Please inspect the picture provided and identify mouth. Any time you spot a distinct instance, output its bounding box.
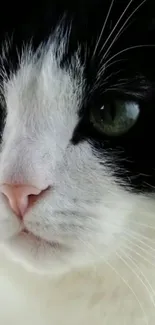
[20,228,60,248]
[21,228,42,241]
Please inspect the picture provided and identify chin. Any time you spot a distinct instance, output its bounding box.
[1,230,98,276]
[2,232,70,275]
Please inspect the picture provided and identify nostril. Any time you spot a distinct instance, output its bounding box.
[0,184,51,218]
[28,187,50,208]
[28,193,40,207]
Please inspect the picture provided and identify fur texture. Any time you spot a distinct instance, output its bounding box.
[0,1,155,324]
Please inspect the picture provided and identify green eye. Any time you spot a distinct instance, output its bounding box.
[90,100,140,136]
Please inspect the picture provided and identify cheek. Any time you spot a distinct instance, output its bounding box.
[53,141,110,198]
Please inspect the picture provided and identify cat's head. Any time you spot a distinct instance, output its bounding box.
[0,0,155,275]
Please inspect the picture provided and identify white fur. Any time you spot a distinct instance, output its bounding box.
[0,37,155,324]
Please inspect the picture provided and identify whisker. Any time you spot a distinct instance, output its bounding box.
[102,86,127,93]
[124,249,155,295]
[125,221,155,231]
[114,19,134,41]
[78,236,97,254]
[121,232,155,253]
[117,216,155,230]
[103,69,123,82]
[124,228,155,245]
[116,249,155,307]
[97,58,127,77]
[103,256,149,324]
[103,44,155,68]
[98,0,134,57]
[121,235,155,260]
[94,69,124,91]
[105,81,127,88]
[120,241,155,268]
[92,0,115,58]
[99,220,155,247]
[124,216,155,230]
[100,0,147,64]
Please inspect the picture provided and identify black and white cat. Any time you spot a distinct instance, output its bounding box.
[0,0,155,324]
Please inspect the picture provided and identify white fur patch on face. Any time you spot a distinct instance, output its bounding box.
[0,33,138,275]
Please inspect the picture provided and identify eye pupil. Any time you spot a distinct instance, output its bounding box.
[90,100,140,137]
[110,102,116,121]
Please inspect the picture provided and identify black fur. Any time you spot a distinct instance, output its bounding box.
[1,0,155,192]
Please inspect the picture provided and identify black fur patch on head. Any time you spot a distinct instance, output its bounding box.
[1,0,155,192]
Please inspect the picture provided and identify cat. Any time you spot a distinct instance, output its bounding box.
[0,0,155,324]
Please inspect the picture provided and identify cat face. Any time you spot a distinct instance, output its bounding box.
[0,0,155,274]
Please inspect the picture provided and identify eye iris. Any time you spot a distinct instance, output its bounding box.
[90,100,140,136]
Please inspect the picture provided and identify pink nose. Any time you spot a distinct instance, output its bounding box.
[0,184,46,219]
